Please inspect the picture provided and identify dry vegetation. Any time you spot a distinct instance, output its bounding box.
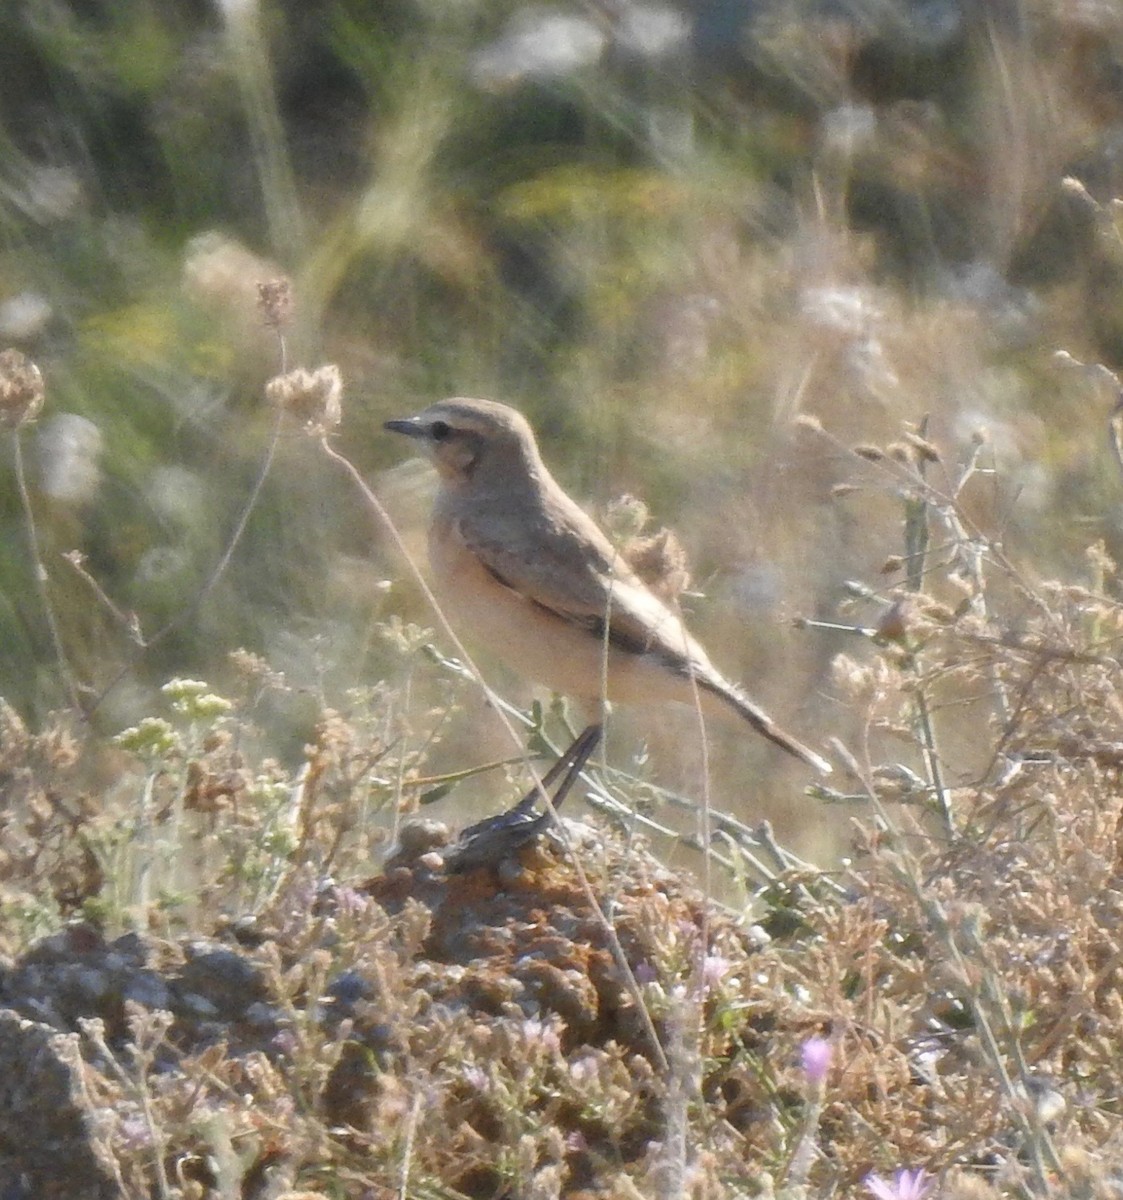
[5,361,1123,1197]
[4,0,1123,1197]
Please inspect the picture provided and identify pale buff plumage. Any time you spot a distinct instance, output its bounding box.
[384,398,830,774]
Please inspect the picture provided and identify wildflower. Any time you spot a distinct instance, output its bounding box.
[161,678,210,699]
[0,348,44,429]
[257,277,293,329]
[633,961,658,985]
[522,1018,561,1054]
[265,364,342,435]
[568,1053,599,1085]
[183,232,277,322]
[162,678,232,721]
[800,1036,833,1085]
[864,1168,933,1200]
[700,954,734,990]
[112,716,180,758]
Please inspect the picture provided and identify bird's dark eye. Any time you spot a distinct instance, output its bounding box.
[430,420,451,442]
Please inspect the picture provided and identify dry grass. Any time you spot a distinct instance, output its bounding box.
[3,2,1123,1196]
[4,409,1123,1196]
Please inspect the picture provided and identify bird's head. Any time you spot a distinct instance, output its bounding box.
[384,398,541,483]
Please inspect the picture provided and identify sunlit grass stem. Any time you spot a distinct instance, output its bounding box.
[12,431,83,712]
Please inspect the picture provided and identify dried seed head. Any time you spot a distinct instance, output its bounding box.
[257,277,293,329]
[902,431,941,463]
[875,597,911,643]
[0,348,45,430]
[604,493,650,541]
[266,364,343,434]
[602,495,692,598]
[184,232,277,313]
[624,527,691,601]
[830,652,876,699]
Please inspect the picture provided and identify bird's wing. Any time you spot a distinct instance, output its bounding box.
[453,504,710,669]
[454,504,623,614]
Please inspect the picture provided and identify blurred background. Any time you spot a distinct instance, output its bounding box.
[2,0,1123,857]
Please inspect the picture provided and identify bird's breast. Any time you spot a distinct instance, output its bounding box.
[424,510,717,708]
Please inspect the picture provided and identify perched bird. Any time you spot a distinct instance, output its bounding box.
[384,398,830,774]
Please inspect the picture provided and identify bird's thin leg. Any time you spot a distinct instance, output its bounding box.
[511,722,602,815]
[444,724,602,873]
[539,722,602,811]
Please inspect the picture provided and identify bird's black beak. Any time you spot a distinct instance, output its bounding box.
[384,417,425,438]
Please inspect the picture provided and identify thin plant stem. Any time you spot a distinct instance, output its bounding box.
[12,431,83,711]
[398,1091,422,1200]
[902,427,954,836]
[784,1086,824,1187]
[170,407,285,624]
[63,551,142,643]
[87,407,285,716]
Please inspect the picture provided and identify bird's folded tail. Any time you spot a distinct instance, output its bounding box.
[702,679,832,775]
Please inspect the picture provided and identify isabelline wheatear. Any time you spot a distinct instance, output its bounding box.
[385,398,830,775]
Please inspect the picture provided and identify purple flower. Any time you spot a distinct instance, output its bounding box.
[800,1036,833,1084]
[522,1018,561,1054]
[633,961,658,984]
[864,1168,933,1200]
[701,954,733,989]
[568,1053,599,1085]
